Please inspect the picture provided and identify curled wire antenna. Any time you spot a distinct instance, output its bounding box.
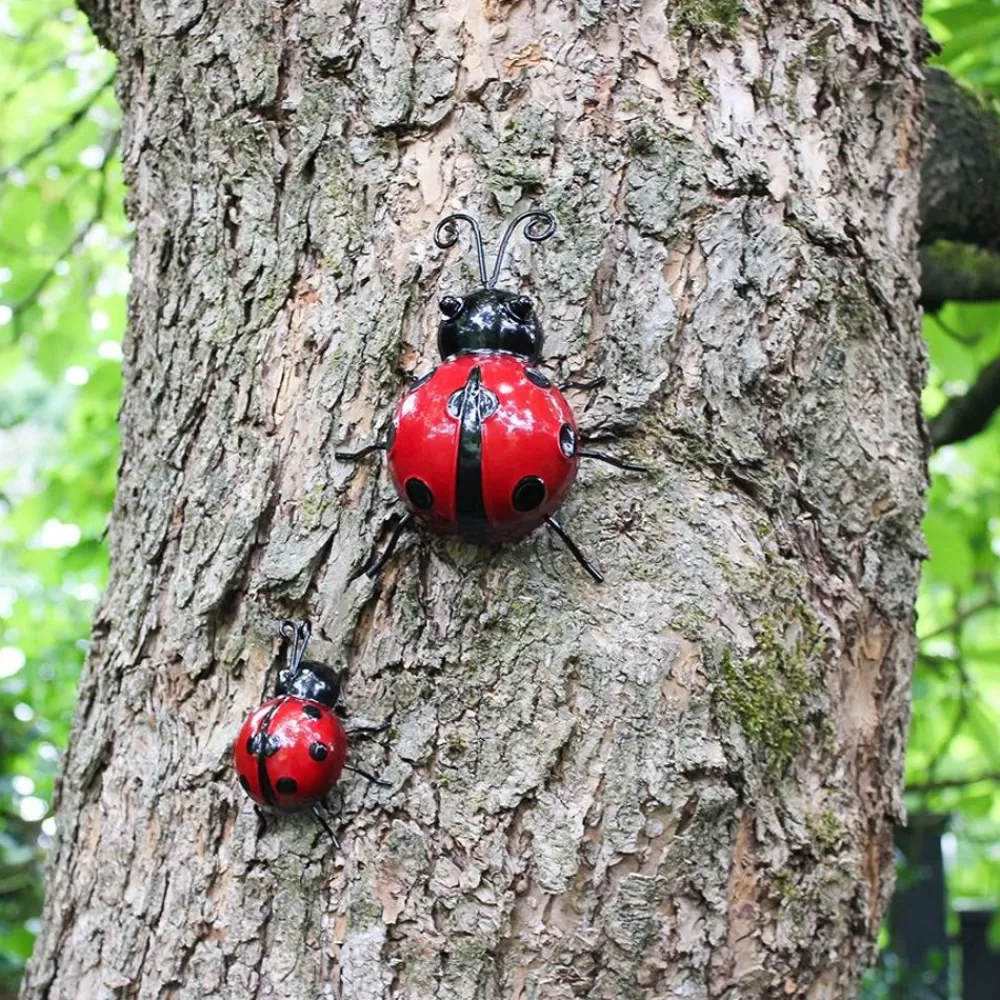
[488,210,556,289]
[434,209,557,289]
[434,213,488,286]
[279,620,312,682]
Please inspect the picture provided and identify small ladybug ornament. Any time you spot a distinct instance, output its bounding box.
[337,210,645,582]
[234,620,387,846]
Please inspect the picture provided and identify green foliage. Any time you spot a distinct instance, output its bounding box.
[0,1,124,992]
[901,2,1000,970]
[927,0,1000,93]
[908,303,1000,914]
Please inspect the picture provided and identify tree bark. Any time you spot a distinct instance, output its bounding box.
[921,67,1000,253]
[24,3,927,999]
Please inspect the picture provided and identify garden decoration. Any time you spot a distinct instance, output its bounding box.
[337,209,645,583]
[234,620,387,846]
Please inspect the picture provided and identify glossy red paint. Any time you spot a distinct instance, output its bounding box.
[387,351,580,542]
[233,696,349,811]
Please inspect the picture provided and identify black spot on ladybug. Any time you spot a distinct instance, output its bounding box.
[238,775,250,792]
[524,367,552,388]
[559,424,576,458]
[405,478,434,511]
[276,777,298,795]
[512,476,546,511]
[302,704,322,719]
[409,371,434,392]
[310,742,329,762]
[246,735,260,755]
[447,385,500,419]
[264,737,281,757]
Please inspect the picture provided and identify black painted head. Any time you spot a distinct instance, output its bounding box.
[274,620,342,709]
[434,209,556,362]
[437,288,543,361]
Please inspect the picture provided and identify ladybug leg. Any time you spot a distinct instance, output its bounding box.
[344,763,391,788]
[344,718,391,740]
[354,511,414,580]
[335,442,386,461]
[559,376,607,392]
[311,804,342,850]
[578,450,647,473]
[545,516,604,584]
[254,806,269,839]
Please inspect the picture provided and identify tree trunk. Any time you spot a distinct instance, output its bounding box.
[24,3,927,999]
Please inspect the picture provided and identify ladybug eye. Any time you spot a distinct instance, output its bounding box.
[559,424,576,457]
[440,296,463,319]
[508,296,533,322]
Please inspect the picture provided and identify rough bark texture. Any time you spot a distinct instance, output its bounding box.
[25,3,926,999]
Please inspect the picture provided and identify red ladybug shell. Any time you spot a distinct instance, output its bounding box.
[233,696,348,810]
[387,352,579,542]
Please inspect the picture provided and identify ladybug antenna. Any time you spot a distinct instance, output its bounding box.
[487,209,556,290]
[434,213,489,287]
[279,619,311,683]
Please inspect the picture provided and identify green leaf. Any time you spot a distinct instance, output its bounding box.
[923,512,975,587]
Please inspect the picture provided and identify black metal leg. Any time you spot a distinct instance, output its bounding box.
[345,720,391,740]
[578,450,647,473]
[344,763,391,788]
[254,806,268,839]
[545,517,604,583]
[312,804,342,850]
[356,512,414,580]
[559,376,607,392]
[335,442,387,461]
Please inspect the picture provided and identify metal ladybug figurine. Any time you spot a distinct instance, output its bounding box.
[337,209,645,583]
[233,620,387,846]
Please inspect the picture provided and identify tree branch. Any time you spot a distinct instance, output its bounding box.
[920,243,1000,312]
[906,771,1000,793]
[4,130,119,334]
[929,357,1000,448]
[919,599,998,640]
[918,75,1000,446]
[0,72,115,183]
[922,68,1000,252]
[0,57,71,107]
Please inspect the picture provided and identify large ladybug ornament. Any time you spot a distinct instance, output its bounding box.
[233,620,386,846]
[337,210,645,583]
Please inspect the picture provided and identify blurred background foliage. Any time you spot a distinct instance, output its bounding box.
[0,0,998,996]
[913,0,1000,942]
[0,1,125,992]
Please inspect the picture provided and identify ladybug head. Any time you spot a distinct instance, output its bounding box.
[274,620,342,709]
[437,288,543,361]
[434,209,555,362]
